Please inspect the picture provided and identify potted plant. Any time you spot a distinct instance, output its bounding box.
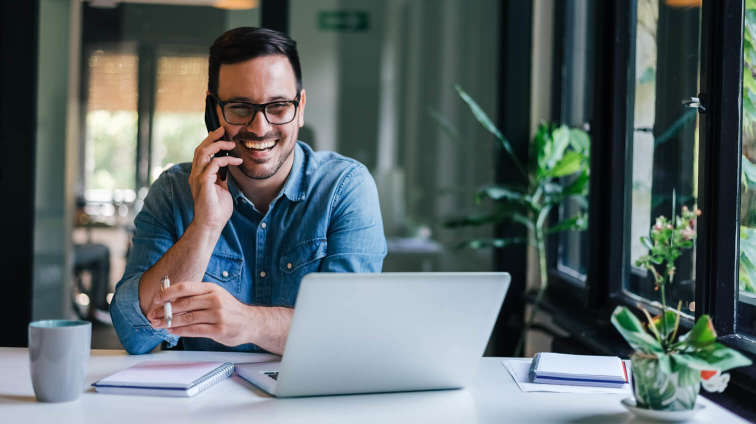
[612,205,752,411]
[441,85,590,355]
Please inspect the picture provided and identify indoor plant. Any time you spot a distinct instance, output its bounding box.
[611,205,752,411]
[442,85,590,356]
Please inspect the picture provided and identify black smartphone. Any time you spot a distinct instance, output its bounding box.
[204,95,229,181]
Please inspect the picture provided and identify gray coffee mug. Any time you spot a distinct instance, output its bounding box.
[28,320,92,402]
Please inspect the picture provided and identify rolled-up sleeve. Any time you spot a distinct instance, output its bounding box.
[319,165,387,273]
[110,173,180,354]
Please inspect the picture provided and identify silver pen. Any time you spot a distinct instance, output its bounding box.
[161,275,172,328]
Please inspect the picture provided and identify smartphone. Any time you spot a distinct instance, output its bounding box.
[204,95,229,181]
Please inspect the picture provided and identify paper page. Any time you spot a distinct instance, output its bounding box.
[535,352,625,379]
[502,358,632,395]
[97,361,228,388]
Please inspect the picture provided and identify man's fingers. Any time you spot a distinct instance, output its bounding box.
[154,281,213,305]
[166,324,216,338]
[153,309,216,328]
[200,156,243,182]
[192,127,225,166]
[197,141,236,163]
[192,127,233,169]
[161,293,218,316]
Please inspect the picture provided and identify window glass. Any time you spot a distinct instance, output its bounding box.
[556,0,594,281]
[627,0,701,316]
[738,2,756,336]
[151,53,208,181]
[84,46,138,199]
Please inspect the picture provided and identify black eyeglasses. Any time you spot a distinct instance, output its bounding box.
[212,94,300,126]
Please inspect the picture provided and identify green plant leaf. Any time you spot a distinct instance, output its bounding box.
[458,237,528,250]
[640,307,662,344]
[455,84,528,177]
[569,128,590,154]
[547,151,584,177]
[693,342,753,372]
[742,155,756,189]
[680,315,717,348]
[670,352,712,371]
[739,226,756,293]
[611,306,664,354]
[652,309,679,340]
[549,125,571,168]
[444,205,533,231]
[475,185,529,204]
[545,214,587,235]
[561,171,590,196]
[444,213,502,228]
[427,107,461,145]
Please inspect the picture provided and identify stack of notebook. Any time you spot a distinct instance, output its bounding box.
[529,352,628,388]
[92,361,235,397]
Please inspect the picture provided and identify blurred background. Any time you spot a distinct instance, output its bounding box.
[3,0,755,377]
[24,0,503,349]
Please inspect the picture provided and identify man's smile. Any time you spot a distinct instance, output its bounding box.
[242,139,276,150]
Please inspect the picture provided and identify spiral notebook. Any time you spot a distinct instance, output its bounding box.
[529,352,628,388]
[92,361,234,397]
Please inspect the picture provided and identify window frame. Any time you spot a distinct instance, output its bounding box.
[543,0,756,408]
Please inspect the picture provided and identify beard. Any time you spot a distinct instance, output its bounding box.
[232,128,296,180]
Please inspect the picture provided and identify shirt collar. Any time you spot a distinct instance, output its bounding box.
[279,142,307,202]
[227,142,307,206]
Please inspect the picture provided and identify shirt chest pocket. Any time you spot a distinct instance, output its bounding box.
[204,253,243,297]
[278,238,327,304]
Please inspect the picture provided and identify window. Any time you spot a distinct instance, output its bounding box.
[151,53,208,181]
[553,0,595,284]
[626,0,700,317]
[84,45,139,202]
[739,2,756,337]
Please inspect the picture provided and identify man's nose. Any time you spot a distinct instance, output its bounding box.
[246,109,271,135]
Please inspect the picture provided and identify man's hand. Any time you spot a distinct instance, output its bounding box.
[147,281,253,347]
[188,127,243,232]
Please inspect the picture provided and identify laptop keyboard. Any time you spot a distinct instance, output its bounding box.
[264,371,279,381]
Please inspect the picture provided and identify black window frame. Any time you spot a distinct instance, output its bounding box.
[541,0,756,415]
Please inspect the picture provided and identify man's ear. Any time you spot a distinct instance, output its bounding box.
[297,89,306,128]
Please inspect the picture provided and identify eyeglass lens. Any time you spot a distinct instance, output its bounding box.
[224,102,296,125]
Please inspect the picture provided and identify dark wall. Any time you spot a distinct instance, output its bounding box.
[0,0,38,346]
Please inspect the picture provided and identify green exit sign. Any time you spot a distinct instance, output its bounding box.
[318,11,369,32]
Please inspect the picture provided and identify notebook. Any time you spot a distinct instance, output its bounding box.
[92,361,234,397]
[529,352,628,388]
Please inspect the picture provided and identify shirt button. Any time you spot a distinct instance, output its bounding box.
[260,271,267,278]
[287,263,293,270]
[260,222,267,229]
[221,270,229,278]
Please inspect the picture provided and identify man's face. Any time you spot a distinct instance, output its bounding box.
[216,54,305,180]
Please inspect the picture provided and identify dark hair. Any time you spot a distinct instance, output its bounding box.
[208,27,302,95]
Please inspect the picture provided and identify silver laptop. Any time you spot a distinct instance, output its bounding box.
[236,272,510,397]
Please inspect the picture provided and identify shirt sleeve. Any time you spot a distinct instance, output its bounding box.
[319,164,387,272]
[109,173,180,354]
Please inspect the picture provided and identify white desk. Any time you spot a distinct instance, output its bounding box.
[0,348,747,423]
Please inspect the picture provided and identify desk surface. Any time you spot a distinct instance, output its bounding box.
[0,348,746,423]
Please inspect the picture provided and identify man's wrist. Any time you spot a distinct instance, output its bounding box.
[244,305,262,344]
[187,219,225,249]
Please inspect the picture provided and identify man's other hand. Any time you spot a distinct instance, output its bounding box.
[188,127,243,233]
[147,281,253,347]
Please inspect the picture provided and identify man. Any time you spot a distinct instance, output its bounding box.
[110,27,387,355]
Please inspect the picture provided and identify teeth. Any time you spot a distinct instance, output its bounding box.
[243,140,276,150]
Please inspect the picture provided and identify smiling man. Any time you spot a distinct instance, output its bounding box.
[110,27,387,355]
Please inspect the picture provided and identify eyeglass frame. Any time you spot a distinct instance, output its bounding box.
[210,93,301,126]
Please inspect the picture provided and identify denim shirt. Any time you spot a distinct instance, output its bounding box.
[110,142,387,354]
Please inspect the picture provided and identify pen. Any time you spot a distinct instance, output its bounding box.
[161,275,172,328]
